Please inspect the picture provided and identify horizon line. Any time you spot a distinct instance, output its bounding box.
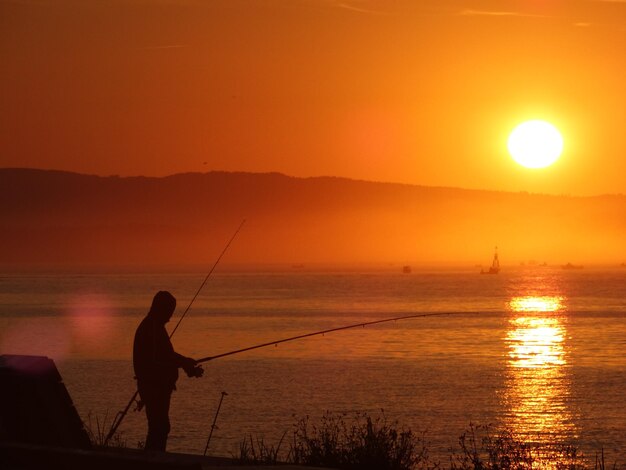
[0,166,623,198]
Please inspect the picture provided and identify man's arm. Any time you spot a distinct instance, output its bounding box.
[172,351,204,378]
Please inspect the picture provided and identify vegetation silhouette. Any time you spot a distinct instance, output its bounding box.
[233,412,619,470]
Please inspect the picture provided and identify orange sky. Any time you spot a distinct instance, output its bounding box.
[1,0,625,196]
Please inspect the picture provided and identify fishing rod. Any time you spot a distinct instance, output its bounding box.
[103,219,246,445]
[204,391,228,456]
[170,219,246,337]
[197,310,484,363]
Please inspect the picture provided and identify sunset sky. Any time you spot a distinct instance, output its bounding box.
[1,0,625,196]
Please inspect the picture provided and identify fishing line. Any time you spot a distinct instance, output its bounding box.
[104,219,245,445]
[197,310,486,363]
[170,219,246,337]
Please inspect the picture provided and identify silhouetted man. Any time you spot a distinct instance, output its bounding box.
[133,291,203,451]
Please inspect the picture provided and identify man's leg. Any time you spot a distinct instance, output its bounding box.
[140,385,172,451]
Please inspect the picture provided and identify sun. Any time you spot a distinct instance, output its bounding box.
[507,120,563,168]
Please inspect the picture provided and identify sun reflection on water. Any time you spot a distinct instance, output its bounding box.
[503,295,577,444]
[509,296,564,314]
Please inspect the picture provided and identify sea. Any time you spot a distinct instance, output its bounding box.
[1,266,625,463]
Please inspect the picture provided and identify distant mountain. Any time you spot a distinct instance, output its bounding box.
[1,168,624,269]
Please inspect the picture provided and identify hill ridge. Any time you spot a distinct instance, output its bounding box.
[0,168,624,267]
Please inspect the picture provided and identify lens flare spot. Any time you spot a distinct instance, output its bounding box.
[66,293,117,353]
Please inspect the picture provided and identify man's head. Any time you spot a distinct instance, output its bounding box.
[149,291,176,323]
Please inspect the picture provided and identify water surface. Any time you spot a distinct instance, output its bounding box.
[1,267,624,460]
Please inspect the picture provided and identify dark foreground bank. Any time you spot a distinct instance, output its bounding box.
[0,441,329,470]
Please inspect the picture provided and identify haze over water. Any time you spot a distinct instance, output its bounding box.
[1,266,624,461]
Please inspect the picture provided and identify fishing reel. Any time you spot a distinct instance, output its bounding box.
[184,364,204,378]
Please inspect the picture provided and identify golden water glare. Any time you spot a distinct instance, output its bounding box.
[503,295,577,442]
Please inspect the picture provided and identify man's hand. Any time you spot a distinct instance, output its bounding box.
[182,357,204,378]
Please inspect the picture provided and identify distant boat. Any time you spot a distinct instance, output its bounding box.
[481,247,500,274]
[561,262,583,270]
[402,265,412,274]
[521,260,548,267]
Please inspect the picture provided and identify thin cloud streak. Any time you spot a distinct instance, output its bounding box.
[459,9,548,18]
[332,1,389,15]
[136,44,189,50]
